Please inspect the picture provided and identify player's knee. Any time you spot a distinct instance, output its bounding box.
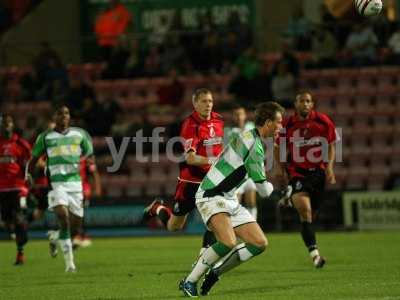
[253,236,268,251]
[221,238,237,249]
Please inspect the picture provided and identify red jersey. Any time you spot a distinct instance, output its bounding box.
[80,158,97,199]
[281,110,336,178]
[179,111,224,183]
[0,133,31,192]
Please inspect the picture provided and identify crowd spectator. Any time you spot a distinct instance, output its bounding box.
[285,7,312,51]
[94,0,132,61]
[156,68,184,106]
[387,24,400,64]
[309,26,338,68]
[345,23,378,66]
[66,75,95,113]
[271,62,295,108]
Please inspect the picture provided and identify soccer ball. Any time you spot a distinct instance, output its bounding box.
[355,0,383,17]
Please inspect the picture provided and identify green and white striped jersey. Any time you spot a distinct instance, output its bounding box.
[198,128,267,201]
[32,127,93,192]
[224,121,255,142]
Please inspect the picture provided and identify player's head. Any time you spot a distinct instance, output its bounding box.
[254,102,285,138]
[0,114,14,137]
[295,91,314,118]
[232,104,247,128]
[54,105,71,129]
[192,88,213,120]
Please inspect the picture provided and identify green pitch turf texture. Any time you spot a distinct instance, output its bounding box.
[1,232,399,300]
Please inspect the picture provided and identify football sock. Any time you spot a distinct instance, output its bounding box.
[156,205,171,227]
[301,221,318,255]
[213,243,265,276]
[186,242,232,283]
[15,223,28,251]
[58,229,75,269]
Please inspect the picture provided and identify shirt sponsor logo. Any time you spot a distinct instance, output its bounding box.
[294,137,323,147]
[0,156,15,163]
[203,137,222,146]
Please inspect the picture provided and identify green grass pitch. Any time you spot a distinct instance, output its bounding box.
[1,232,400,300]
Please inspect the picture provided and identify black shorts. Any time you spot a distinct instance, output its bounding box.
[172,181,199,216]
[31,188,49,211]
[289,168,326,211]
[0,191,22,223]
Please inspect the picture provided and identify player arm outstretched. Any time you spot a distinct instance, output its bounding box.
[245,143,273,198]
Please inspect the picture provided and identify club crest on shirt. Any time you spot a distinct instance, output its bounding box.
[209,126,215,137]
[216,201,225,208]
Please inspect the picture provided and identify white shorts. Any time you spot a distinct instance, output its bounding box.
[236,178,257,195]
[196,196,255,229]
[48,189,84,217]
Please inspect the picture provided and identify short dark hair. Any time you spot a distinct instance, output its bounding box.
[192,88,212,103]
[254,102,285,126]
[53,103,69,114]
[295,91,314,103]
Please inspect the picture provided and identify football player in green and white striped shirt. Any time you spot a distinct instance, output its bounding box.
[180,102,284,297]
[29,105,94,273]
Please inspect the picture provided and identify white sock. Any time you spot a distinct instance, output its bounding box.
[310,249,320,259]
[198,247,207,256]
[59,239,75,270]
[186,246,221,283]
[248,207,257,220]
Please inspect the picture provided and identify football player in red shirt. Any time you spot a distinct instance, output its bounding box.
[27,120,55,225]
[72,157,101,248]
[0,114,31,265]
[143,88,224,253]
[277,91,337,268]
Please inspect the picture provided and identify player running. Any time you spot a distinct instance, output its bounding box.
[225,105,258,220]
[276,91,337,268]
[180,102,283,297]
[29,105,94,272]
[143,88,224,254]
[0,114,31,265]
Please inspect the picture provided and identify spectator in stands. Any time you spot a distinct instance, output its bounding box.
[42,57,69,101]
[94,0,132,61]
[157,68,184,107]
[271,62,295,108]
[148,15,170,47]
[387,24,400,64]
[226,11,253,52]
[20,66,42,101]
[221,31,241,69]
[309,26,338,68]
[102,35,130,79]
[126,38,144,78]
[143,46,162,77]
[33,41,63,86]
[66,75,95,113]
[248,62,272,105]
[272,44,300,77]
[286,7,312,51]
[235,47,260,81]
[161,35,186,74]
[345,23,378,66]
